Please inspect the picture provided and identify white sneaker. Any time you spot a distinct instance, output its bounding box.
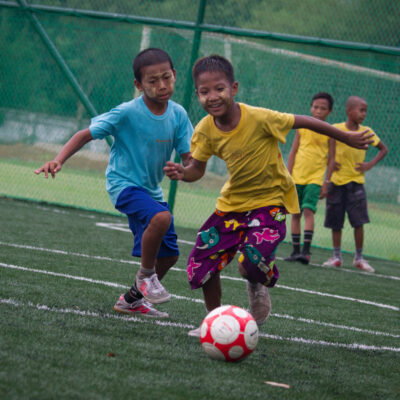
[113,294,169,318]
[136,273,171,304]
[322,257,342,267]
[247,281,271,326]
[353,258,375,273]
[188,326,201,337]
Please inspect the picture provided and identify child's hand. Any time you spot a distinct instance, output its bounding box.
[355,161,372,173]
[35,160,62,178]
[320,182,329,199]
[345,129,374,149]
[164,161,185,180]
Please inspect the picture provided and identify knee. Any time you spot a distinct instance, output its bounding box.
[150,211,172,230]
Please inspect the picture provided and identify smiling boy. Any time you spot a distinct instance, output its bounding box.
[164,55,373,336]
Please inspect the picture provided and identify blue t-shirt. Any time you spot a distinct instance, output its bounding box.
[89,96,193,205]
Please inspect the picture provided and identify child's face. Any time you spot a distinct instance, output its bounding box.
[347,101,367,125]
[195,71,238,118]
[135,61,176,105]
[310,98,331,121]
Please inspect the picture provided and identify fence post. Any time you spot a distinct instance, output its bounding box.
[167,0,207,212]
[16,0,112,147]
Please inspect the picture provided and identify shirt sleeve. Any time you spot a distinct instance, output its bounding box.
[174,109,194,156]
[89,106,123,139]
[263,109,295,144]
[369,129,381,147]
[190,128,213,162]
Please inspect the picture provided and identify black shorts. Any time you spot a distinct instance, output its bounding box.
[324,182,369,230]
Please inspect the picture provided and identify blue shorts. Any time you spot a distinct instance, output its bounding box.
[115,186,179,258]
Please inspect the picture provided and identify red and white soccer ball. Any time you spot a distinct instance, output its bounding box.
[200,305,259,362]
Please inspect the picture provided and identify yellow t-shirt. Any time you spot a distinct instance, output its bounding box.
[191,103,299,213]
[291,128,329,185]
[331,122,380,185]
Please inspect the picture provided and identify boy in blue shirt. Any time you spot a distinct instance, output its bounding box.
[35,48,193,317]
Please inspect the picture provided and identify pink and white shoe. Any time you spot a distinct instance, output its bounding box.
[322,257,342,267]
[353,258,375,273]
[113,294,168,318]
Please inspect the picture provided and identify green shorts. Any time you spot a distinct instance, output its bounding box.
[295,183,321,213]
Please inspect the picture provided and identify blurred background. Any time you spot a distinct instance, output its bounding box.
[0,0,399,260]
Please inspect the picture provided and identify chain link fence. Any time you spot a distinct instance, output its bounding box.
[1,0,399,260]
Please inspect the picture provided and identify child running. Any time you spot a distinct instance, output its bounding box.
[164,55,373,336]
[323,96,388,272]
[35,48,193,317]
[285,92,336,264]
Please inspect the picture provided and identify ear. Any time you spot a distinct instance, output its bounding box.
[134,79,143,92]
[232,81,239,96]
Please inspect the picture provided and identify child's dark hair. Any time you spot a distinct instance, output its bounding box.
[192,55,235,86]
[133,48,174,83]
[311,92,334,110]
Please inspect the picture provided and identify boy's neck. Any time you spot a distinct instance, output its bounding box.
[143,96,168,116]
[345,119,359,131]
[214,102,241,132]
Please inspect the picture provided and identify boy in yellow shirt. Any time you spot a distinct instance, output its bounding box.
[323,96,388,272]
[164,55,373,336]
[285,92,336,264]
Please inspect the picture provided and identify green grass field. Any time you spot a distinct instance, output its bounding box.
[1,156,400,261]
[1,197,399,399]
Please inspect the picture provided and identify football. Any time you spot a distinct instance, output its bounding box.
[200,305,259,362]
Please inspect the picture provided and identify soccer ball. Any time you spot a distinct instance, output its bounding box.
[200,305,259,362]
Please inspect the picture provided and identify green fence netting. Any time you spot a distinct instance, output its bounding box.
[0,0,399,261]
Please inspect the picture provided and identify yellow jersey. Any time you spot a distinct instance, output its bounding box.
[291,128,330,185]
[331,122,380,185]
[191,103,299,213]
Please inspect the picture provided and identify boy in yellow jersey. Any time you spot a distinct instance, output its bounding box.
[164,55,373,336]
[323,96,387,272]
[285,92,335,264]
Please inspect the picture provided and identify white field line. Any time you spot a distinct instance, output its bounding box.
[1,240,399,311]
[96,222,400,281]
[1,297,399,353]
[0,261,399,339]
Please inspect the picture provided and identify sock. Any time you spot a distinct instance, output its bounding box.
[333,247,342,260]
[124,283,143,303]
[302,230,313,255]
[355,248,363,260]
[292,233,301,254]
[139,267,156,277]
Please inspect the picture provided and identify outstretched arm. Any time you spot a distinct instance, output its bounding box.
[35,128,93,178]
[164,158,207,182]
[293,115,373,149]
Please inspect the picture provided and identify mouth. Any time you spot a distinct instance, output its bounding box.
[208,103,223,111]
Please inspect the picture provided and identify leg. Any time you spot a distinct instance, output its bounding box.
[354,225,364,250]
[155,255,178,280]
[202,273,222,312]
[285,213,302,261]
[298,208,315,264]
[332,229,342,248]
[323,183,345,267]
[141,211,171,271]
[238,263,271,326]
[303,208,315,231]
